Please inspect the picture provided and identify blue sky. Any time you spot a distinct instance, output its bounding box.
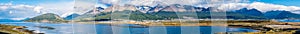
[252,0,300,7]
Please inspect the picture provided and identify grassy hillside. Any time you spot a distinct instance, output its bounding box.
[82,10,164,21]
[24,13,67,22]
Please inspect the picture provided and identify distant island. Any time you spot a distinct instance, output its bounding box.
[24,13,68,23]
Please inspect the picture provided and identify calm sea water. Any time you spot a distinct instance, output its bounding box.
[0,22,258,34]
[278,19,300,22]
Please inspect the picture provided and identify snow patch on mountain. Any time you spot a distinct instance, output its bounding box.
[217,2,300,14]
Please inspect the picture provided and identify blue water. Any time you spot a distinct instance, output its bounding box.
[278,19,300,22]
[0,22,258,34]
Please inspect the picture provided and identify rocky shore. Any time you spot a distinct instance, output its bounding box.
[0,24,43,34]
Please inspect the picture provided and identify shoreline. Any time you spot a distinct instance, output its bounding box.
[0,24,42,34]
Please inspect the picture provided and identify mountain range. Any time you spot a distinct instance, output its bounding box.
[64,13,80,20]
[94,4,300,19]
[264,10,300,19]
[24,4,300,22]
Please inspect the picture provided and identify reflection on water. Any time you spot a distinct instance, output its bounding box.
[0,22,258,34]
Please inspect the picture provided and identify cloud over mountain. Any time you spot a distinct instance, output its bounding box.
[217,2,300,14]
[99,0,248,6]
[98,0,300,14]
[0,2,75,19]
[0,4,40,19]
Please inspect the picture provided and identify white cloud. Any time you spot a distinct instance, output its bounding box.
[0,4,36,11]
[34,0,97,17]
[0,3,12,5]
[217,2,300,13]
[248,2,300,12]
[38,2,75,17]
[100,0,248,6]
[0,1,76,18]
[10,18,26,20]
[0,4,41,18]
[218,3,249,11]
[0,0,98,18]
[0,17,25,20]
[33,6,43,13]
[74,0,97,15]
[9,11,12,14]
[0,6,9,10]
